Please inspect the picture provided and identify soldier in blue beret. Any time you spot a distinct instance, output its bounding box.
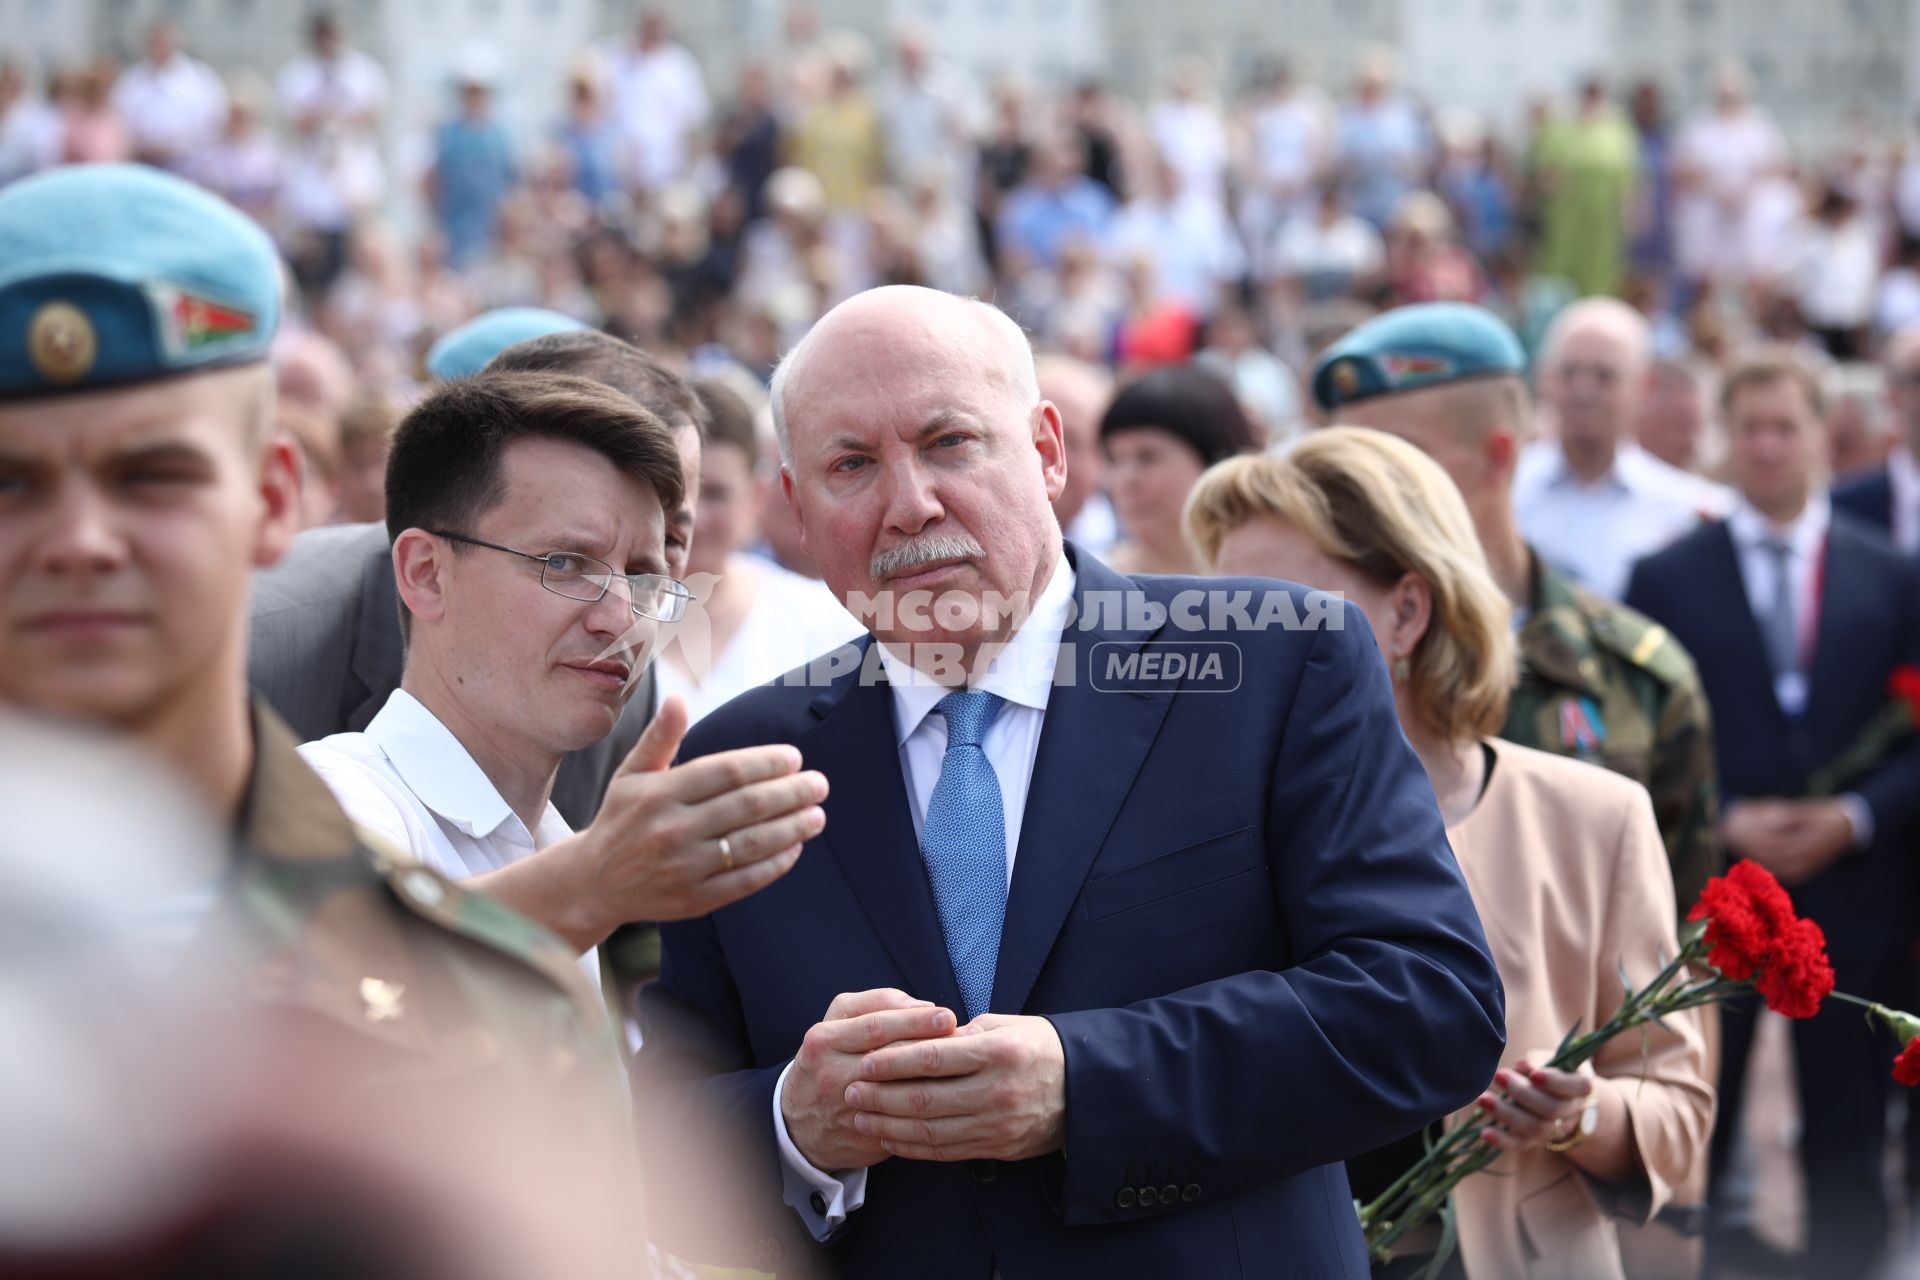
[1312,301,1719,910]
[0,165,630,1102]
[424,305,587,380]
[1312,301,1718,1270]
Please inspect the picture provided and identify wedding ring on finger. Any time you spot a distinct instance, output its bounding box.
[717,834,734,873]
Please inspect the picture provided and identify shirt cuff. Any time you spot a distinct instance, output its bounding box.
[1837,793,1875,849]
[772,1060,868,1241]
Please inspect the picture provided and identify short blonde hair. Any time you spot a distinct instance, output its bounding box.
[1186,426,1515,742]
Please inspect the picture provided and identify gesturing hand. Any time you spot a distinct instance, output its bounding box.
[580,694,828,917]
[782,989,958,1173]
[477,696,828,950]
[844,1013,1066,1163]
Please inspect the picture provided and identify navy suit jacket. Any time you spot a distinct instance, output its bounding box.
[1624,515,1920,971]
[1832,466,1894,536]
[633,546,1505,1279]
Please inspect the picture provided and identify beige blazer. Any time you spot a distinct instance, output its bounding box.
[1445,740,1715,1280]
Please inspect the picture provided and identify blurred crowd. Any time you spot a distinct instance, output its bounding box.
[7,6,1920,555]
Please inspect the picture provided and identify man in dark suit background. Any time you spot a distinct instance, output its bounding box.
[1627,352,1920,1278]
[1833,323,1920,558]
[248,329,704,827]
[633,285,1505,1278]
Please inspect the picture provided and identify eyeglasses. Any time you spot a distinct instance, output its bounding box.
[431,531,693,623]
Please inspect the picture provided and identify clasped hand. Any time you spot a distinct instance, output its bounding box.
[1721,797,1853,886]
[781,988,1066,1171]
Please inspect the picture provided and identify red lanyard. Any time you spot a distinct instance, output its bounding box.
[1797,531,1827,670]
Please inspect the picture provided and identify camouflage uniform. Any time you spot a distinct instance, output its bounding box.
[1502,550,1722,913]
[210,702,627,1095]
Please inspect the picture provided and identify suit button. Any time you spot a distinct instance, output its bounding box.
[1138,1185,1159,1206]
[1116,1187,1138,1209]
[1160,1184,1180,1204]
[1182,1183,1201,1202]
[809,1191,827,1216]
[970,1159,999,1185]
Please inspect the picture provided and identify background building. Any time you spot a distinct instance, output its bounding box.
[5,0,1912,202]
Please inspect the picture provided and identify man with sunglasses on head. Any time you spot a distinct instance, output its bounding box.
[299,370,827,991]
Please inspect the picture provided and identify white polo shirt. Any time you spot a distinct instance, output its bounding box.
[298,689,600,991]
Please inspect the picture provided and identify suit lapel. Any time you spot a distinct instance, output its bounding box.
[349,544,405,729]
[992,548,1174,1015]
[1704,522,1790,729]
[804,640,967,1013]
[1806,520,1868,729]
[1867,472,1895,530]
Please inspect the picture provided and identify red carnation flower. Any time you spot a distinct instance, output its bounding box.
[1731,861,1798,934]
[1754,917,1835,1019]
[1690,861,1797,980]
[1894,1038,1920,1088]
[1891,665,1920,730]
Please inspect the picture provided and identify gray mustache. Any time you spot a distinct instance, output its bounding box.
[870,533,985,580]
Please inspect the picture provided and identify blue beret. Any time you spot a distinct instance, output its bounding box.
[1311,303,1527,412]
[425,307,588,381]
[0,164,281,400]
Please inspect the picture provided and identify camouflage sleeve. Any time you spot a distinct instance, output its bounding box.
[1643,653,1722,917]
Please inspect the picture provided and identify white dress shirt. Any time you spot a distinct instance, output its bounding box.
[773,553,1076,1240]
[1727,494,1828,717]
[297,689,601,990]
[276,50,389,231]
[1888,448,1920,556]
[1725,495,1873,846]
[1515,440,1732,600]
[111,54,227,164]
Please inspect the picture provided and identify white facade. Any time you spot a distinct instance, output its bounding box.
[889,0,1106,85]
[3,0,1914,179]
[1,0,98,77]
[1399,0,1613,140]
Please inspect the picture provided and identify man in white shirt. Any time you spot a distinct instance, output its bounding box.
[1105,154,1246,318]
[300,370,826,991]
[276,13,388,294]
[874,27,980,197]
[1672,62,1788,290]
[1516,297,1731,599]
[110,22,227,171]
[605,9,710,194]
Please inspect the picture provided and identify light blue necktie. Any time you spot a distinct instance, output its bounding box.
[920,690,1008,1020]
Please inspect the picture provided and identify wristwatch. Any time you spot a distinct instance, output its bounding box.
[1546,1090,1600,1154]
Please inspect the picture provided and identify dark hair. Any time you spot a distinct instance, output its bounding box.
[484,330,708,442]
[1099,365,1257,466]
[1722,349,1825,420]
[691,377,757,458]
[385,371,686,549]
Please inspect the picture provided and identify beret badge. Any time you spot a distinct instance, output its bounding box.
[1330,360,1361,398]
[27,302,97,385]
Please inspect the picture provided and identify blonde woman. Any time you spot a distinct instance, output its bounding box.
[1187,427,1713,1280]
